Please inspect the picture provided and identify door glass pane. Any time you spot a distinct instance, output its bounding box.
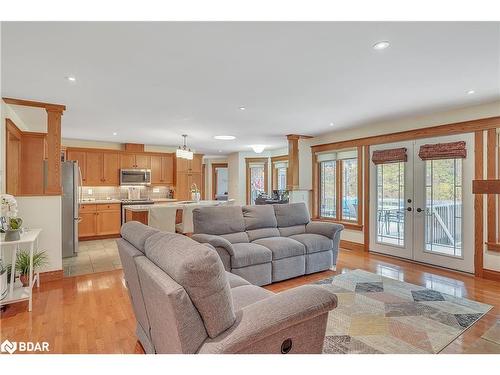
[250,166,265,204]
[277,167,287,190]
[376,162,405,247]
[424,158,462,257]
[320,161,336,218]
[342,158,358,221]
[215,167,228,196]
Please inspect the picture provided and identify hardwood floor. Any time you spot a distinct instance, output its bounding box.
[1,247,499,354]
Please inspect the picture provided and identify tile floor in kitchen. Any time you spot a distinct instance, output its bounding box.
[62,238,122,277]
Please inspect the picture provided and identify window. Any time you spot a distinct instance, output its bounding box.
[271,156,288,191]
[246,158,268,205]
[317,147,362,228]
[277,167,287,190]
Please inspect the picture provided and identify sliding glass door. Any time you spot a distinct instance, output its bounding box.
[369,134,474,273]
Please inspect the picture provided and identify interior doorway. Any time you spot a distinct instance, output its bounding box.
[212,163,228,200]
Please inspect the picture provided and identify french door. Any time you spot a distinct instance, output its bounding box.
[369,134,474,273]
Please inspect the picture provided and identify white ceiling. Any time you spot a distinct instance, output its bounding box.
[2,22,499,154]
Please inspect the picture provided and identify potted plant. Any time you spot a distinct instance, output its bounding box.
[15,249,48,287]
[190,183,201,202]
[1,194,23,241]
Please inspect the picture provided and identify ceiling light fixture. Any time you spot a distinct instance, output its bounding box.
[329,122,334,127]
[251,145,266,154]
[372,41,390,50]
[112,132,118,136]
[176,134,194,160]
[239,106,246,111]
[214,135,236,140]
[467,89,476,95]
[66,75,76,82]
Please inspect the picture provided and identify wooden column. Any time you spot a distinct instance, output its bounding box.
[287,135,300,190]
[45,107,63,195]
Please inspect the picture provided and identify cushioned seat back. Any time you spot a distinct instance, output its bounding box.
[242,205,280,241]
[273,203,310,232]
[193,206,249,243]
[144,231,236,339]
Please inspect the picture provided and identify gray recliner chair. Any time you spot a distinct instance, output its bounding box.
[117,221,337,354]
[191,203,343,286]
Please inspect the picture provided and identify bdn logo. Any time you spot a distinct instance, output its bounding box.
[1,339,49,354]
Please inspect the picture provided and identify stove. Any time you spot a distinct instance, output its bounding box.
[120,199,155,224]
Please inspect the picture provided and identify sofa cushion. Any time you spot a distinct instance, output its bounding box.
[289,233,333,254]
[278,224,306,237]
[252,237,305,260]
[231,285,274,311]
[226,271,251,288]
[193,206,245,235]
[246,227,280,241]
[242,205,277,230]
[144,231,235,338]
[220,232,249,244]
[273,203,310,228]
[231,243,272,268]
[121,221,159,253]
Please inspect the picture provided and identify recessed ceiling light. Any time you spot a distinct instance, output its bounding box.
[214,135,236,140]
[372,41,390,50]
[218,150,222,153]
[467,89,475,95]
[112,132,118,136]
[239,106,246,111]
[66,75,76,82]
[329,122,334,127]
[251,145,266,154]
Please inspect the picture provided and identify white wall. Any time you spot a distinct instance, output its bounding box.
[15,196,62,272]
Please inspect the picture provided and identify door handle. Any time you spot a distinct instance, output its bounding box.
[416,208,423,213]
[406,207,412,212]
[75,217,82,223]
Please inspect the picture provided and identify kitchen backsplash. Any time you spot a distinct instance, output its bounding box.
[81,186,174,200]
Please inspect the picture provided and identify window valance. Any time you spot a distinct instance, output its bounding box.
[316,149,358,163]
[418,141,466,160]
[372,148,407,165]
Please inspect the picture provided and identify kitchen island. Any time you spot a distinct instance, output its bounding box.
[123,199,235,234]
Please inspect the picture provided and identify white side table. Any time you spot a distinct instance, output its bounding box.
[0,228,42,312]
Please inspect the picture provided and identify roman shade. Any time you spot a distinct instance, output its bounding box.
[372,148,407,165]
[316,149,358,163]
[418,141,466,160]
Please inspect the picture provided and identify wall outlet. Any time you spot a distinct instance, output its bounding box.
[87,188,93,195]
[153,187,160,193]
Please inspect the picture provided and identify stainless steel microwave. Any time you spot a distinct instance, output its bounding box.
[120,169,151,186]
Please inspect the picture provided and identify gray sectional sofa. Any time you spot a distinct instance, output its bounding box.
[117,221,337,354]
[192,203,344,286]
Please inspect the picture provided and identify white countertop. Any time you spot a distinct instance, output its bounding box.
[79,199,121,204]
[124,199,233,212]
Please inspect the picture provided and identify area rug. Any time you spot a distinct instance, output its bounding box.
[314,269,492,354]
[482,320,500,345]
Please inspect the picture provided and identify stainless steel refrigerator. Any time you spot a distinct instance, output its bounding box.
[62,161,80,258]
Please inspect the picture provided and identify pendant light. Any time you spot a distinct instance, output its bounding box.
[176,134,194,160]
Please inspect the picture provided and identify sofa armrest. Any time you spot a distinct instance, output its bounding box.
[306,221,344,240]
[198,285,337,353]
[191,233,235,256]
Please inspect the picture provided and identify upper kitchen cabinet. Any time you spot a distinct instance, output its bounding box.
[85,151,103,185]
[102,153,120,185]
[151,154,174,185]
[67,149,120,186]
[120,153,151,169]
[175,153,203,174]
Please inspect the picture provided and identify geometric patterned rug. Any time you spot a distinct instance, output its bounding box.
[314,269,493,354]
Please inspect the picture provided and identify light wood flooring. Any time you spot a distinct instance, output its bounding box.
[1,247,500,354]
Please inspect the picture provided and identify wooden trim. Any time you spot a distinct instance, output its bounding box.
[340,240,365,252]
[271,154,289,190]
[124,143,145,152]
[3,97,66,112]
[473,179,500,194]
[45,109,62,195]
[65,146,176,157]
[312,152,319,218]
[211,163,228,199]
[311,116,500,153]
[364,145,370,252]
[487,129,497,244]
[486,242,500,252]
[474,130,484,277]
[287,137,300,190]
[39,269,64,283]
[356,146,363,228]
[482,268,500,282]
[337,159,343,221]
[6,119,22,195]
[80,234,121,241]
[286,134,313,140]
[245,157,268,205]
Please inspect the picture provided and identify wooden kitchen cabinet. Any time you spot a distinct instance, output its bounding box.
[175,154,202,174]
[120,153,136,169]
[79,203,121,239]
[102,153,120,185]
[151,154,174,184]
[135,154,151,169]
[120,153,150,169]
[175,172,202,200]
[85,152,103,185]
